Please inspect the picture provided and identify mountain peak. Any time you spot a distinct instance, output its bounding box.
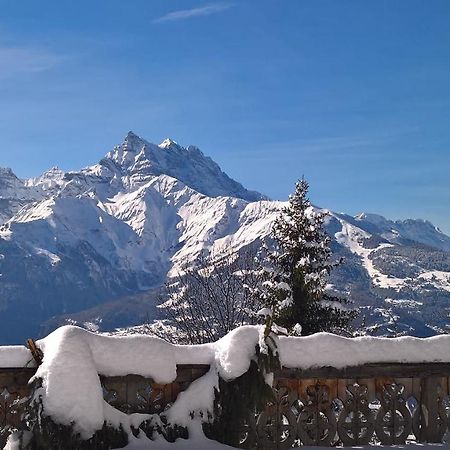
[0,167,17,177]
[125,130,138,140]
[102,133,265,202]
[122,131,145,152]
[46,166,63,174]
[355,212,388,225]
[158,138,178,149]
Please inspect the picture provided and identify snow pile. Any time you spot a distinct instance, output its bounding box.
[280,332,450,369]
[31,325,262,439]
[0,345,33,367]
[164,368,219,428]
[213,325,261,380]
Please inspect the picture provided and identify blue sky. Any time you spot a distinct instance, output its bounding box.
[0,0,449,233]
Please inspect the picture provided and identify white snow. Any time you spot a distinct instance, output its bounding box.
[165,367,218,427]
[213,326,260,380]
[355,213,450,252]
[0,345,33,367]
[418,270,450,292]
[257,307,272,317]
[1,162,278,285]
[385,298,423,308]
[336,219,450,295]
[112,422,237,449]
[5,427,449,450]
[335,220,406,289]
[26,167,65,192]
[279,332,450,369]
[33,247,61,265]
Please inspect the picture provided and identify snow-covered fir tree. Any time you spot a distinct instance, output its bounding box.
[258,178,357,335]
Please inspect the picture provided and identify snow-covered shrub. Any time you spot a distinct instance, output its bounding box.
[206,344,279,448]
[23,391,129,450]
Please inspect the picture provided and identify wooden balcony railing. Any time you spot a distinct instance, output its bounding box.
[0,363,449,448]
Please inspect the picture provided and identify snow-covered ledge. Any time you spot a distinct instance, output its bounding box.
[1,325,450,449]
[3,326,450,372]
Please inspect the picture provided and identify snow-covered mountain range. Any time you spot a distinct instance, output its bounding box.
[0,132,449,343]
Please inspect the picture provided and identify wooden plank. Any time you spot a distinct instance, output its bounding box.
[337,378,348,401]
[419,377,445,442]
[275,363,450,380]
[0,368,36,375]
[412,377,422,400]
[439,377,449,395]
[2,363,449,384]
[175,364,210,382]
[1,363,449,380]
[275,377,298,396]
[0,368,35,387]
[99,365,210,385]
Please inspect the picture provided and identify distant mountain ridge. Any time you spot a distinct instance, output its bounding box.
[0,132,448,343]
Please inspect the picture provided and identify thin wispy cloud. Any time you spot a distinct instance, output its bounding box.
[0,46,62,79]
[250,134,397,156]
[154,3,233,24]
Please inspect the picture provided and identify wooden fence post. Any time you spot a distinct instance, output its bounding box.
[418,377,445,443]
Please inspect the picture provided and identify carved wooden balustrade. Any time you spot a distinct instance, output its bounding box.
[240,363,450,449]
[0,363,449,448]
[0,365,210,447]
[100,364,210,414]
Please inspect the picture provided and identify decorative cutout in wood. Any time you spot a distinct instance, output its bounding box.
[297,384,336,446]
[337,384,374,445]
[374,383,412,444]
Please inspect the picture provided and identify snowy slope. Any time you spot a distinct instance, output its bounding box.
[330,213,450,335]
[0,168,44,224]
[0,132,449,343]
[348,212,450,252]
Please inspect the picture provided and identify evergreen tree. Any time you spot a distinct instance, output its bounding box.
[259,178,357,335]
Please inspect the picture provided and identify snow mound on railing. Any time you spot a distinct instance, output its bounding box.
[33,325,263,438]
[0,345,33,367]
[279,332,450,368]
